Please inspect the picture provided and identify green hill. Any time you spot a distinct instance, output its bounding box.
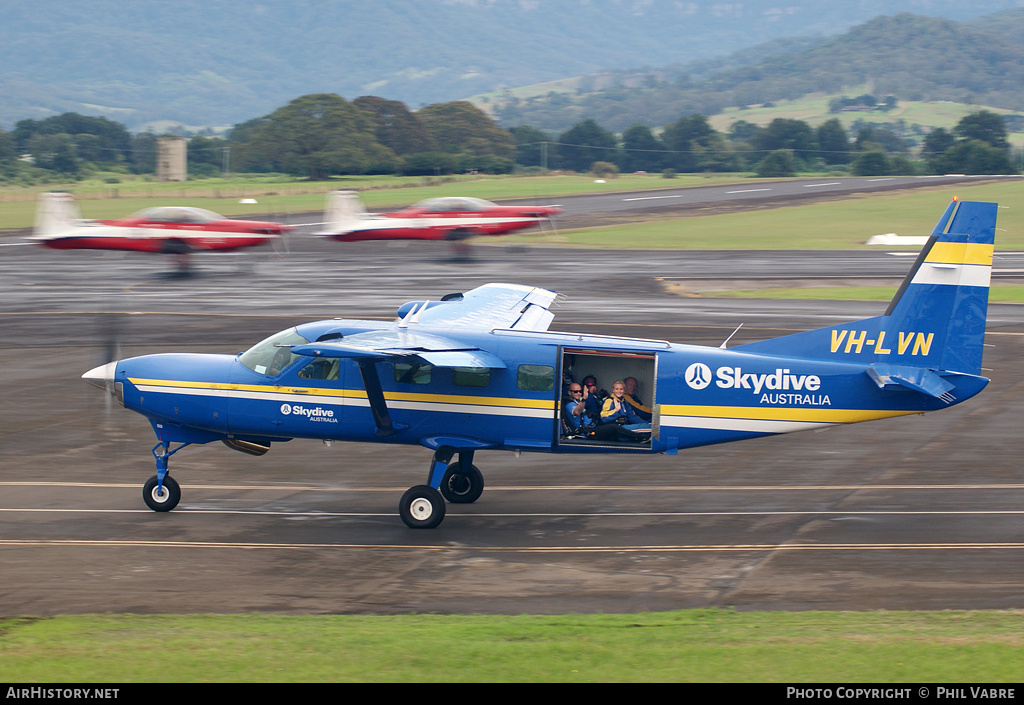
[488,11,1024,134]
[2,2,1022,131]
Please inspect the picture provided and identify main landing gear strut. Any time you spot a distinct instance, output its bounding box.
[399,447,485,529]
[142,441,188,512]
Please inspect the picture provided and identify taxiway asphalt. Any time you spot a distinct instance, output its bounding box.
[1,234,1022,615]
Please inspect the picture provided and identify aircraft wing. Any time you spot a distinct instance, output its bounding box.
[290,329,507,369]
[290,284,557,368]
[409,283,558,331]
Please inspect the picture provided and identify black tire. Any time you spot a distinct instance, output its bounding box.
[160,239,191,255]
[439,464,484,504]
[399,485,446,529]
[143,475,180,512]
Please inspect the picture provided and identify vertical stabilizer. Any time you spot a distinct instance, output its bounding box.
[34,191,82,238]
[881,200,996,375]
[323,190,367,235]
[735,200,997,376]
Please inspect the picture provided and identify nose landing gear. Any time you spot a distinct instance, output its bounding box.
[142,441,190,512]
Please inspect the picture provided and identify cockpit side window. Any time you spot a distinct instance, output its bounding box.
[239,328,310,376]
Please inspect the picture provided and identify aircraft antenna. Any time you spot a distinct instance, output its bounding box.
[719,323,743,349]
[410,300,429,325]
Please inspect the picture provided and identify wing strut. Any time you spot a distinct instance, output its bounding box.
[356,361,408,437]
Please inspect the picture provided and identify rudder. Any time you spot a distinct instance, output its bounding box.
[33,191,82,238]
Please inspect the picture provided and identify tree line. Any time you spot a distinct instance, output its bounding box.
[0,94,1016,184]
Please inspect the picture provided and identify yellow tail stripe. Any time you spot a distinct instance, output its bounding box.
[925,242,993,266]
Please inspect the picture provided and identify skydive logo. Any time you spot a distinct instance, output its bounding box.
[686,364,826,399]
[280,403,337,422]
[685,363,712,390]
[716,366,820,394]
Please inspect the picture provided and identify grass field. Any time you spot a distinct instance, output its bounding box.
[706,93,1024,149]
[706,285,1024,304]
[4,174,1020,252]
[2,610,1022,682]
[508,180,1024,249]
[0,172,744,230]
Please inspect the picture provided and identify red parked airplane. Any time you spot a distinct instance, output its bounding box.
[31,192,290,255]
[318,190,561,242]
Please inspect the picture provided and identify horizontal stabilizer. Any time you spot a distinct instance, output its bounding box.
[866,364,955,402]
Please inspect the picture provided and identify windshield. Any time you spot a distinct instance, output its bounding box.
[133,207,222,224]
[238,328,310,376]
[412,197,494,213]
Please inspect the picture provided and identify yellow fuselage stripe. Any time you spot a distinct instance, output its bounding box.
[660,404,920,424]
[128,377,556,410]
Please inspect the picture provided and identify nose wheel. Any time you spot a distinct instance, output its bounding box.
[143,475,181,512]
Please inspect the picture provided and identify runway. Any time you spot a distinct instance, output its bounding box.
[1,195,1023,615]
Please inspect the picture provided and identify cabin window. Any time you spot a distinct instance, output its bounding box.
[239,328,309,376]
[395,362,432,385]
[297,357,340,382]
[517,364,554,392]
[453,367,490,387]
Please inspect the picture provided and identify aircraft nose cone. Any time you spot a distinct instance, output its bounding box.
[82,361,117,391]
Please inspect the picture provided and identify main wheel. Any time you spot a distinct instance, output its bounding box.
[161,238,192,255]
[143,475,181,512]
[399,485,446,529]
[439,464,484,504]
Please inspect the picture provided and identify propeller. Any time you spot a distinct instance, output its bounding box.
[271,230,291,256]
[83,312,125,412]
[541,209,560,238]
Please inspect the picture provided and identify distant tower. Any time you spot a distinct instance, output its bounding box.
[156,137,188,182]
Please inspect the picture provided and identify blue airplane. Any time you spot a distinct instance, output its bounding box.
[83,199,997,528]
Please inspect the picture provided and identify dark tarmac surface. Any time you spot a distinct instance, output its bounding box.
[2,216,1023,615]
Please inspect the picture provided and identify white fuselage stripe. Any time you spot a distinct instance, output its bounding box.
[133,384,552,419]
[660,415,834,433]
[38,227,276,242]
[358,216,538,231]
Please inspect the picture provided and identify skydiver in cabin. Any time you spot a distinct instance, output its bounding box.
[564,383,598,434]
[581,375,605,420]
[591,380,650,443]
[623,376,652,422]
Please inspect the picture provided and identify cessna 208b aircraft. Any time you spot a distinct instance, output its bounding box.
[83,200,998,528]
